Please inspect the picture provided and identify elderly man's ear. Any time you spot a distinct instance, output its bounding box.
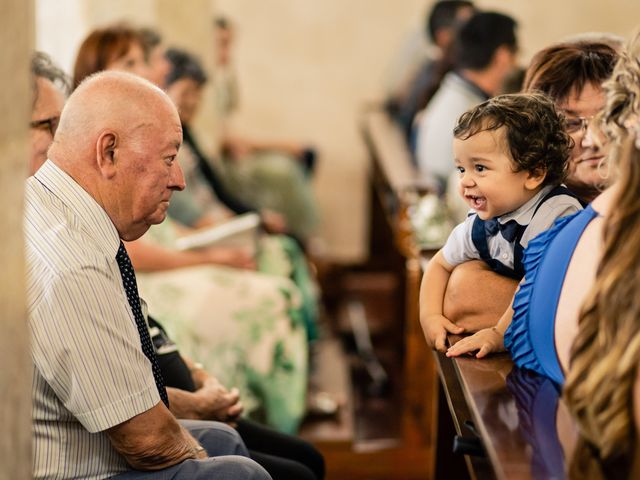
[96,131,119,179]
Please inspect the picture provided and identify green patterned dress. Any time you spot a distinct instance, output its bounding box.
[137,220,308,434]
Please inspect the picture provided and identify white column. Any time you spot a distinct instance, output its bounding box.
[0,0,33,477]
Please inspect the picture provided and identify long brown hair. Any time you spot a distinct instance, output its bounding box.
[72,24,143,90]
[564,31,640,469]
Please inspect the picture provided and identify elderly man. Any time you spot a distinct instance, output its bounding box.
[28,53,322,480]
[25,70,270,480]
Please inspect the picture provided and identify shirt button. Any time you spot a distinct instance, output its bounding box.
[502,253,508,259]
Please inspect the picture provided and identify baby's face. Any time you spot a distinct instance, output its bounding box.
[453,127,542,220]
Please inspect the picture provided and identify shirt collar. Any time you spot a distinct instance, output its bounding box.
[498,185,555,225]
[33,160,121,258]
[451,71,491,100]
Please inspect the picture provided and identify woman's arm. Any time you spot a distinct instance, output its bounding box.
[126,239,216,272]
[445,294,516,358]
[443,260,518,331]
[125,239,255,272]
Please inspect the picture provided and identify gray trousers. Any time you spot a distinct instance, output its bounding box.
[111,420,271,480]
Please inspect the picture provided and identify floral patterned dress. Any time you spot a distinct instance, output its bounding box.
[137,220,308,434]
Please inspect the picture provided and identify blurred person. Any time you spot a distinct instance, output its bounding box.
[388,0,475,144]
[139,27,172,89]
[445,31,640,478]
[73,24,149,89]
[162,47,320,345]
[152,321,325,480]
[29,52,68,174]
[211,17,320,240]
[414,11,518,189]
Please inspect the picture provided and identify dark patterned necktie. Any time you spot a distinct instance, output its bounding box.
[115,242,169,407]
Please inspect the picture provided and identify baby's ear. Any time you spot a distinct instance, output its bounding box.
[524,168,546,190]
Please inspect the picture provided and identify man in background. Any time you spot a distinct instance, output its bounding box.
[414,11,518,190]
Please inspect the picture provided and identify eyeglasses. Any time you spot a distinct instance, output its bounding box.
[564,114,598,134]
[29,116,59,137]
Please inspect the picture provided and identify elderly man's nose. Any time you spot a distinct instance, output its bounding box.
[170,163,186,191]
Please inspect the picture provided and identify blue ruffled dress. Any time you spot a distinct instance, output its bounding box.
[504,205,599,386]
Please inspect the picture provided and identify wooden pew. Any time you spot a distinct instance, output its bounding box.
[435,334,579,480]
[355,107,439,478]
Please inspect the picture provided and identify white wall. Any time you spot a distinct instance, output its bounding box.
[214,0,640,263]
[34,0,640,263]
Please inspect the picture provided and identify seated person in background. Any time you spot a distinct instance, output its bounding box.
[420,93,582,352]
[70,24,314,434]
[26,70,269,480]
[29,52,68,174]
[388,0,475,145]
[162,46,320,344]
[72,23,151,87]
[151,319,325,480]
[163,47,287,235]
[211,16,320,241]
[441,37,620,334]
[414,10,518,190]
[138,27,171,88]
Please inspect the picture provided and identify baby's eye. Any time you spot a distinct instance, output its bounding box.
[456,166,465,174]
[474,165,486,172]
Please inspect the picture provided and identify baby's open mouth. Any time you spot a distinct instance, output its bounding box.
[466,194,486,210]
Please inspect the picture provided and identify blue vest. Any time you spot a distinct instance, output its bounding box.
[470,186,578,280]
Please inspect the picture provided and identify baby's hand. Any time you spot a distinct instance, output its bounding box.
[446,327,505,358]
[423,314,464,352]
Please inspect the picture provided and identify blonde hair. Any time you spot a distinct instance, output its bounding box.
[564,31,640,470]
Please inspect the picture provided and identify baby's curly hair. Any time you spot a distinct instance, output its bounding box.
[453,92,572,186]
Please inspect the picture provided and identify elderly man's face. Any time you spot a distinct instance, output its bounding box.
[30,77,65,175]
[117,104,185,240]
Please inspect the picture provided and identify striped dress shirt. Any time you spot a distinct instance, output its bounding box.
[25,160,160,479]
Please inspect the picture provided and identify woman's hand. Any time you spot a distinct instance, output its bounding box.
[260,209,288,234]
[204,245,256,270]
[194,377,244,425]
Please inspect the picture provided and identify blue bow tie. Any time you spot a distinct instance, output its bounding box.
[484,218,521,243]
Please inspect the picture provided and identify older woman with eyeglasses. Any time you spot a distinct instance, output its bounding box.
[522,38,621,204]
[29,52,69,175]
